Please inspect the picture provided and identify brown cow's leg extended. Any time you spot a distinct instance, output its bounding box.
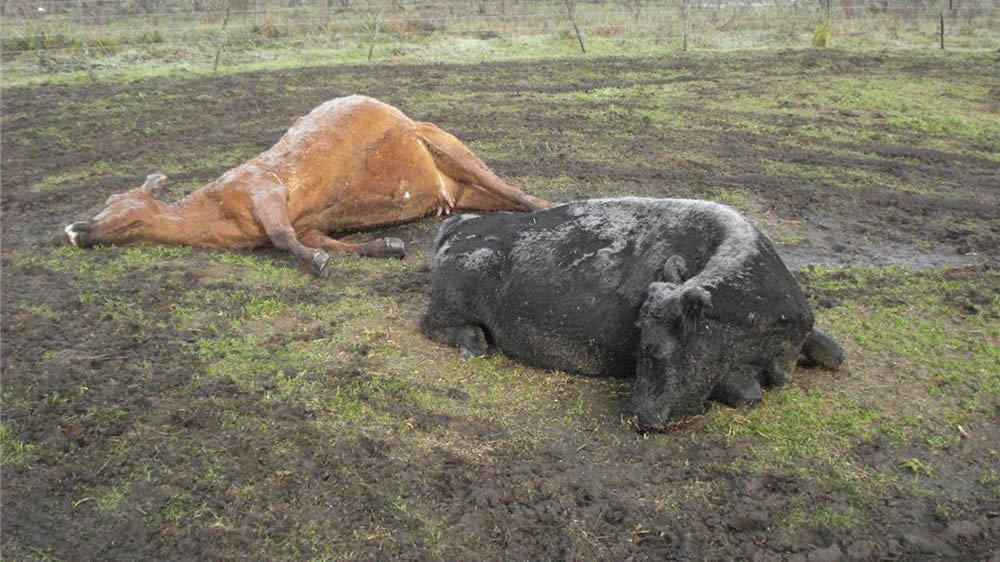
[416,123,552,212]
[452,184,553,213]
[451,183,518,212]
[251,186,330,275]
[300,231,406,260]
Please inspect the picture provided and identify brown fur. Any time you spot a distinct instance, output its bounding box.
[64,95,551,273]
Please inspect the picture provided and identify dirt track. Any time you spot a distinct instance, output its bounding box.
[2,51,999,560]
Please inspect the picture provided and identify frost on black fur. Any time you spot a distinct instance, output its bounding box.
[422,198,843,429]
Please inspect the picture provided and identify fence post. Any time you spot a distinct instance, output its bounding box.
[682,0,689,52]
[37,31,46,67]
[939,12,944,49]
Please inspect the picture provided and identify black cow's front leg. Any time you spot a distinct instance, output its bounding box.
[799,328,844,369]
[709,366,763,408]
[422,320,488,359]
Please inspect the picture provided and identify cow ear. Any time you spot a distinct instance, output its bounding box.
[639,282,679,324]
[662,255,688,283]
[140,173,168,197]
[639,282,711,337]
[681,286,711,318]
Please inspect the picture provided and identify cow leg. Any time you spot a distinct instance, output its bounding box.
[420,304,489,358]
[421,322,488,359]
[451,182,538,212]
[299,231,406,260]
[710,366,763,408]
[250,187,330,275]
[416,122,552,211]
[798,328,844,369]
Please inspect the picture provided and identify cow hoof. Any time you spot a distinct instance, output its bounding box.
[524,195,554,211]
[385,237,406,259]
[360,238,406,259]
[799,328,844,369]
[452,325,488,359]
[311,251,331,276]
[710,372,763,408]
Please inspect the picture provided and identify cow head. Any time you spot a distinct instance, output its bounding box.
[64,173,169,248]
[630,272,813,430]
[630,282,714,428]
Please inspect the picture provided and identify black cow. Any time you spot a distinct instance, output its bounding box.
[421,197,843,429]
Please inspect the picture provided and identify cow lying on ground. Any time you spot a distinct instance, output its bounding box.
[421,197,843,430]
[63,95,551,274]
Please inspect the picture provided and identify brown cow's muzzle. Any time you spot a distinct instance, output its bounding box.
[63,221,93,248]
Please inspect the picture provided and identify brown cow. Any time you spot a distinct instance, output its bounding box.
[63,95,551,274]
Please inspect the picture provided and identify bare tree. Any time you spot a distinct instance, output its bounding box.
[618,0,649,22]
[812,0,832,47]
[213,0,233,72]
[361,0,387,62]
[562,0,586,53]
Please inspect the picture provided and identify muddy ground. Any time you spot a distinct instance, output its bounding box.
[2,50,999,560]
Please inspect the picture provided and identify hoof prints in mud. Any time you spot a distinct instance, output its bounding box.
[3,51,999,560]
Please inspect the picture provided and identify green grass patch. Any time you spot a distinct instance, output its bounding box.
[808,265,999,424]
[699,264,997,513]
[15,245,194,278]
[788,504,859,532]
[0,425,37,467]
[216,252,311,288]
[707,386,882,466]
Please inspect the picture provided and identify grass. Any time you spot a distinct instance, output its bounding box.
[0,424,38,467]
[3,48,999,558]
[697,264,997,524]
[21,243,599,450]
[4,0,999,88]
[788,505,860,532]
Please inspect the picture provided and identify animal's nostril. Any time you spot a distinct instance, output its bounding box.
[64,224,80,247]
[64,222,93,247]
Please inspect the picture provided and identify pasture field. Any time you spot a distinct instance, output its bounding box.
[2,49,999,560]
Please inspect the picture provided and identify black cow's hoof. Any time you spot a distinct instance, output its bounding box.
[360,237,406,259]
[453,325,488,359]
[799,328,844,369]
[710,371,763,408]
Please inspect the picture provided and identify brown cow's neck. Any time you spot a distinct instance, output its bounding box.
[143,191,228,247]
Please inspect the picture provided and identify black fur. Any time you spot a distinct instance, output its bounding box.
[421,198,842,429]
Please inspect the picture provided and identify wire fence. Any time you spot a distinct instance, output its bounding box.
[2,0,998,63]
